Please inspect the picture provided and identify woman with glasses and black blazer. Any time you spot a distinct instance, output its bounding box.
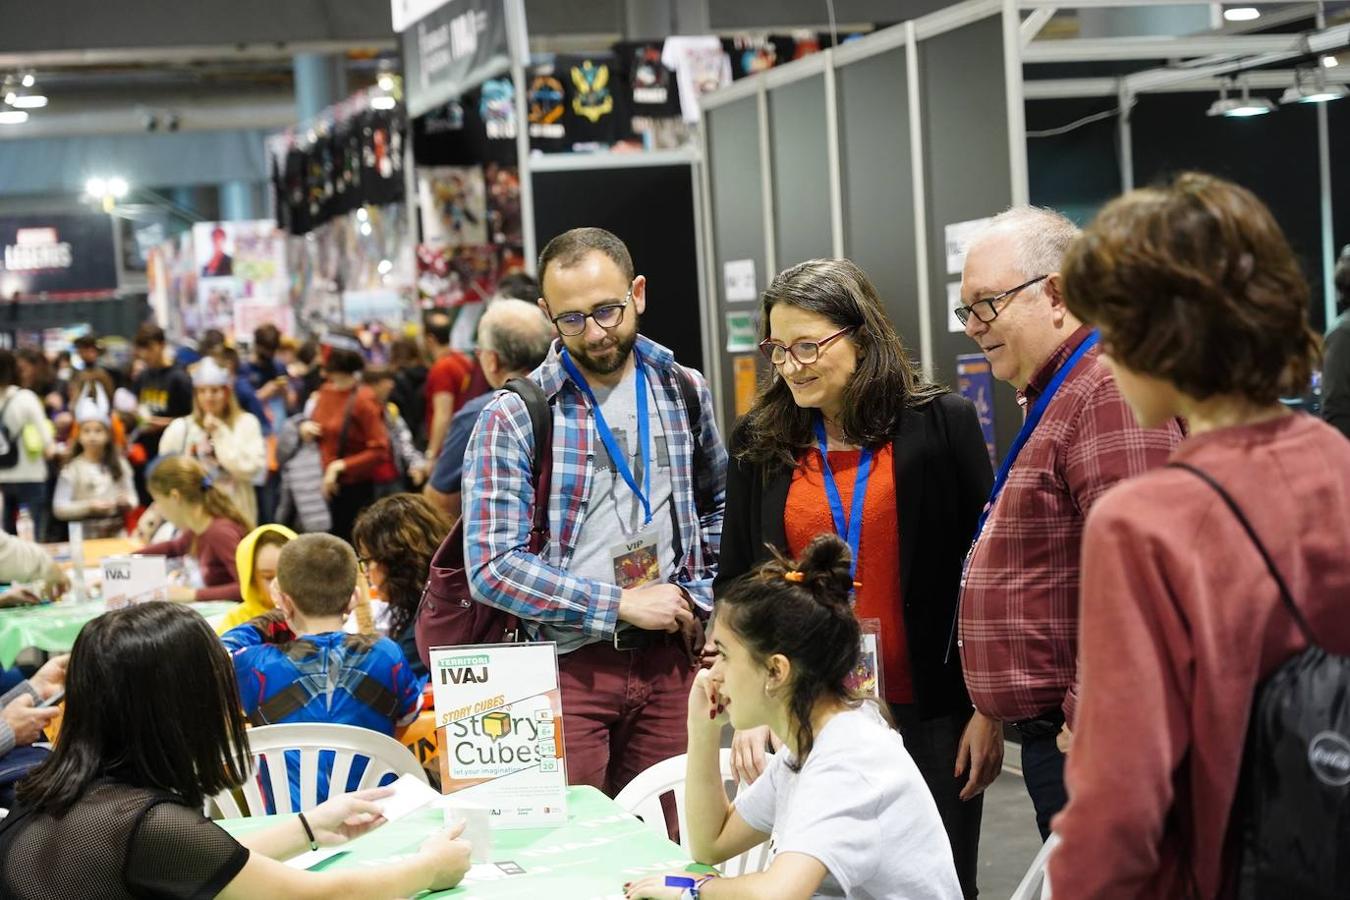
[715,258,995,899]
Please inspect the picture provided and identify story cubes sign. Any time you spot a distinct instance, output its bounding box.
[429,642,567,827]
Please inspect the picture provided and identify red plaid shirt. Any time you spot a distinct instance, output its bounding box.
[958,326,1184,724]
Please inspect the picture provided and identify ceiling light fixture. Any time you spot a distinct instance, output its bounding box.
[0,110,28,125]
[370,94,397,110]
[1281,66,1348,104]
[20,73,35,88]
[1323,55,1340,69]
[1208,80,1276,117]
[1223,6,1261,21]
[9,94,47,109]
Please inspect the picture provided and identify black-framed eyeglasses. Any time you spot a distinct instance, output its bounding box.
[758,326,856,367]
[953,275,1048,326]
[548,287,633,337]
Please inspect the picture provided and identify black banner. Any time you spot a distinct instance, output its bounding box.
[0,213,118,299]
[403,0,510,119]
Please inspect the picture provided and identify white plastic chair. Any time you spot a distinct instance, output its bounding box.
[208,722,428,819]
[1009,831,1061,900]
[615,749,772,877]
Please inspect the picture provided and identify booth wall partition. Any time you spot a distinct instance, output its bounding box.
[700,0,1027,457]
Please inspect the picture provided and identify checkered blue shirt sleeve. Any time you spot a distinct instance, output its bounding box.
[462,391,623,638]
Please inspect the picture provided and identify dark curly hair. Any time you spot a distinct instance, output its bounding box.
[738,258,944,470]
[351,493,452,640]
[714,533,862,769]
[1062,171,1320,405]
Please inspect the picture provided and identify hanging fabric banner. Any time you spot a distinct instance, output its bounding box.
[402,0,511,119]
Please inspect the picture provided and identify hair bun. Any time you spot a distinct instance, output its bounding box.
[795,534,855,609]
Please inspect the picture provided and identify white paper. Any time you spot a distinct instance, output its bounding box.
[284,847,348,870]
[947,282,966,333]
[944,217,994,275]
[375,773,443,823]
[101,555,168,609]
[443,800,494,863]
[723,259,757,302]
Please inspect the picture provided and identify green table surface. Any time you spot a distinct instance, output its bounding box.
[219,785,699,899]
[0,600,237,667]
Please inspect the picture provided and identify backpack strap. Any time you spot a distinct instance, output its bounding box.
[1168,462,1315,646]
[503,377,553,553]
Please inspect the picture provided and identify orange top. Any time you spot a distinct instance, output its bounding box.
[786,443,912,704]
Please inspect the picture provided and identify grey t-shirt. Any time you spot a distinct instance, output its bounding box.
[733,704,962,900]
[541,362,676,652]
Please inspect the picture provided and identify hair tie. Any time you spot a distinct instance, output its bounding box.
[201,475,214,491]
[783,571,804,583]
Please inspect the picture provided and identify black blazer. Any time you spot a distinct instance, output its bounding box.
[715,392,994,720]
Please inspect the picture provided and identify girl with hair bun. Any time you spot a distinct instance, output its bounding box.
[138,455,251,603]
[624,534,961,900]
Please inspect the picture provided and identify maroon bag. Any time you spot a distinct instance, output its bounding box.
[414,378,552,667]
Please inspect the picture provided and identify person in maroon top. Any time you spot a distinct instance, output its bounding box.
[301,334,391,542]
[139,455,249,603]
[422,314,479,469]
[1047,173,1350,898]
[956,207,1184,840]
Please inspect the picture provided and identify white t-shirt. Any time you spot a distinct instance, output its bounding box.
[661,36,732,124]
[733,704,961,900]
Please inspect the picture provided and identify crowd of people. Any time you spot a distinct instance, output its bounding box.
[0,170,1346,900]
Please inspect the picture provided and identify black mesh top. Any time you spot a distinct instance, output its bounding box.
[0,780,250,899]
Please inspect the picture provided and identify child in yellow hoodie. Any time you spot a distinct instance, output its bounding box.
[215,523,297,633]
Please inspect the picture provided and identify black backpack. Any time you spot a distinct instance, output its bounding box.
[1171,463,1350,898]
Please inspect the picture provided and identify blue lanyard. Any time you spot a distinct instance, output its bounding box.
[813,416,874,582]
[560,348,653,526]
[972,330,1099,543]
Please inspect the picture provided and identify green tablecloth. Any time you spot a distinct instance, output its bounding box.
[0,601,237,667]
[219,785,698,898]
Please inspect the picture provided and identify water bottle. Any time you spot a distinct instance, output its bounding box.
[16,506,34,544]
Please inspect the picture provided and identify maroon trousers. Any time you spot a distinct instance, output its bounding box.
[557,639,694,799]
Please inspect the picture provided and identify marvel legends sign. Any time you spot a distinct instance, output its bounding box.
[0,214,117,298]
[402,0,510,118]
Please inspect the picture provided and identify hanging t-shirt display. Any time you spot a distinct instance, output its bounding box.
[361,109,406,208]
[556,54,631,151]
[724,35,796,80]
[660,36,732,124]
[413,99,482,167]
[526,63,568,153]
[613,41,682,120]
[478,78,520,163]
[485,163,522,246]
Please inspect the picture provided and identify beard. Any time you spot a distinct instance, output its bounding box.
[569,327,638,376]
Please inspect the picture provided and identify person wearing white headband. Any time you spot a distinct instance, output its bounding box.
[159,356,264,526]
[53,384,136,539]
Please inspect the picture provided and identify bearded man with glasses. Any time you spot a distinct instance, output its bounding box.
[955,207,1184,843]
[461,227,727,832]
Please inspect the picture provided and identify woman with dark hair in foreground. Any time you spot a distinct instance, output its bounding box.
[0,602,469,899]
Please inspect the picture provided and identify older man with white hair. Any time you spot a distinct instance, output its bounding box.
[424,297,555,520]
[954,207,1184,840]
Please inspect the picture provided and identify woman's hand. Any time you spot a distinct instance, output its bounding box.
[29,654,69,701]
[299,420,322,442]
[624,872,705,900]
[304,787,393,846]
[420,822,473,891]
[730,726,783,785]
[687,668,729,737]
[322,460,346,499]
[166,585,197,603]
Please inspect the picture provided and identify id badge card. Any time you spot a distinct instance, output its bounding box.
[847,617,884,700]
[611,529,661,589]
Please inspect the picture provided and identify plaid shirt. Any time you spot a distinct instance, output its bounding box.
[959,326,1184,723]
[463,335,727,643]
